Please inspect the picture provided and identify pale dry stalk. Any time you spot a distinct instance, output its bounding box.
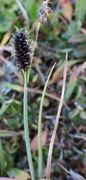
[45,53,68,179]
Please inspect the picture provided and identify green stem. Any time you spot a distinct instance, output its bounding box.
[27,22,41,82]
[38,63,56,179]
[23,71,35,180]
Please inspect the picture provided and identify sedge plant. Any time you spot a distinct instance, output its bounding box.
[13,28,56,180]
[13,29,35,180]
[12,0,55,179]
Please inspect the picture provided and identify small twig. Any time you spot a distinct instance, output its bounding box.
[57,161,69,174]
[35,63,46,83]
[45,52,68,179]
[15,0,29,26]
[0,46,13,53]
[5,82,70,109]
[57,162,85,180]
[0,55,21,81]
[5,82,60,102]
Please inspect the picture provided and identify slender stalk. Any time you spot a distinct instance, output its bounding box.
[16,0,29,26]
[27,22,41,82]
[38,63,56,179]
[45,52,68,179]
[23,71,35,180]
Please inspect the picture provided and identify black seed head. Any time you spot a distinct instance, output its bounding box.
[13,29,31,70]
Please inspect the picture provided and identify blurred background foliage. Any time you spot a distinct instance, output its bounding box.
[0,0,86,179]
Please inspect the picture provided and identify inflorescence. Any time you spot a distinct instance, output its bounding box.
[13,29,31,70]
[39,0,53,22]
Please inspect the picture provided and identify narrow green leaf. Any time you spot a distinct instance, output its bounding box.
[0,141,5,175]
[0,130,23,137]
[4,83,22,92]
[64,76,77,102]
[75,0,86,27]
[8,168,30,180]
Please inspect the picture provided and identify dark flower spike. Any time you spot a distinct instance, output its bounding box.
[13,29,31,70]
